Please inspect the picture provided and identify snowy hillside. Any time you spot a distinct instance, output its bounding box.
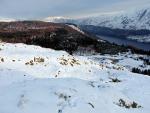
[44,16,72,23]
[76,7,150,30]
[0,42,150,113]
[44,6,150,30]
[43,6,150,43]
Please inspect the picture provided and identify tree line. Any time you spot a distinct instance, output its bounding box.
[132,68,150,76]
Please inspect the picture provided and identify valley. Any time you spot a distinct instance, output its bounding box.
[0,2,150,113]
[45,6,150,44]
[97,35,150,51]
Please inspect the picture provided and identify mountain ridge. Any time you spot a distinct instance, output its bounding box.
[44,6,150,30]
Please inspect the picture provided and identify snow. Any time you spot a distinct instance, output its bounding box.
[68,25,85,34]
[43,4,150,46]
[43,6,150,43]
[78,7,150,30]
[43,16,71,23]
[44,6,150,30]
[0,17,15,22]
[0,42,150,113]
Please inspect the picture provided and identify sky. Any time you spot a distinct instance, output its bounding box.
[0,0,150,19]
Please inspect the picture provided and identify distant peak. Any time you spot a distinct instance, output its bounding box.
[43,16,70,22]
[0,17,16,22]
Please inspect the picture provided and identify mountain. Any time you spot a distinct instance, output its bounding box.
[44,6,150,30]
[44,6,150,43]
[0,7,150,113]
[0,21,128,55]
[0,21,96,54]
[44,16,72,23]
[75,8,150,30]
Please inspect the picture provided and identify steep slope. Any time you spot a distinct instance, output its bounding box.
[44,6,150,43]
[44,6,150,30]
[73,8,150,30]
[79,25,150,44]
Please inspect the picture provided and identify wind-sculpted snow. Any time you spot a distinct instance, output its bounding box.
[0,43,150,113]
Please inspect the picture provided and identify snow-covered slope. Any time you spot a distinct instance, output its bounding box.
[68,24,85,34]
[77,8,150,30]
[44,16,71,23]
[44,6,150,43]
[0,43,150,113]
[44,6,150,30]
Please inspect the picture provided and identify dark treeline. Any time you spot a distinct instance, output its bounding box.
[128,46,150,55]
[79,25,150,38]
[138,57,150,65]
[132,68,150,76]
[79,25,150,55]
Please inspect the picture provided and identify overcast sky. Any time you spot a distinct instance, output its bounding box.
[0,0,150,19]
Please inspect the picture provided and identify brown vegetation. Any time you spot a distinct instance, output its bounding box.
[0,21,129,55]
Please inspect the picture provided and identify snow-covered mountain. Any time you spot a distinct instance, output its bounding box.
[0,17,15,22]
[44,6,150,30]
[77,8,150,30]
[44,6,150,43]
[0,42,150,113]
[44,16,71,23]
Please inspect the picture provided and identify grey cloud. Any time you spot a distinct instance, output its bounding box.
[0,0,149,19]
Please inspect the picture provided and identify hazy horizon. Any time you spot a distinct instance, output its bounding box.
[0,0,150,19]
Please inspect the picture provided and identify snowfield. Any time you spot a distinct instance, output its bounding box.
[0,43,150,113]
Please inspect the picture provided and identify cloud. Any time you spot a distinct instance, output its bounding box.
[0,0,149,19]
